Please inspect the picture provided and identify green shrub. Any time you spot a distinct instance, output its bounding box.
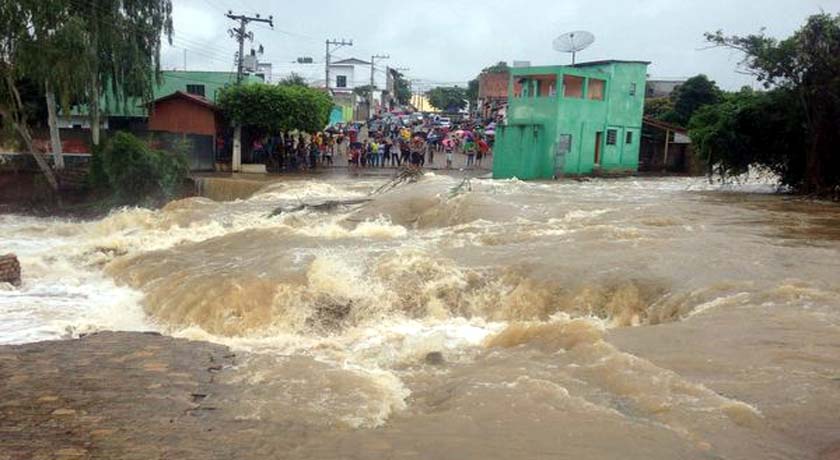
[98,131,188,204]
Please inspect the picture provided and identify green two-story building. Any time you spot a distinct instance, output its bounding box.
[493,60,649,179]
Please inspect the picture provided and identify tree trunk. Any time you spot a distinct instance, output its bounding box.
[2,74,59,191]
[90,86,101,146]
[14,120,60,191]
[45,82,65,169]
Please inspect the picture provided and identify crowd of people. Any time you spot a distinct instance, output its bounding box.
[240,114,495,173]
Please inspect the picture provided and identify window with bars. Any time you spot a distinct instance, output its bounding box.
[336,75,347,88]
[626,131,634,144]
[606,129,618,146]
[186,84,205,97]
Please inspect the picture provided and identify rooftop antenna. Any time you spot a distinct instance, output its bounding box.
[553,31,595,65]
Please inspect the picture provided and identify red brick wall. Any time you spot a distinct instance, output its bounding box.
[148,99,217,137]
[479,72,510,99]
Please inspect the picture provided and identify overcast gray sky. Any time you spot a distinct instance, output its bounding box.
[161,0,839,90]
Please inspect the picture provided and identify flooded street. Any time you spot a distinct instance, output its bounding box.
[2,174,840,459]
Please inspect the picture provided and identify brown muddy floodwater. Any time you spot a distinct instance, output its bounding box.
[2,174,840,459]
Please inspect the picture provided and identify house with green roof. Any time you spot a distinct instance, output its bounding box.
[59,70,263,129]
[493,60,649,180]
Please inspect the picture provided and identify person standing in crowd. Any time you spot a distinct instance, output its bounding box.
[350,141,362,169]
[324,135,334,166]
[390,138,401,167]
[477,136,489,168]
[382,138,392,167]
[426,134,435,165]
[308,138,319,169]
[368,138,378,167]
[464,137,476,168]
[400,139,411,166]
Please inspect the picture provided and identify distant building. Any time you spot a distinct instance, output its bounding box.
[645,80,685,99]
[493,60,650,180]
[477,71,510,119]
[328,57,387,120]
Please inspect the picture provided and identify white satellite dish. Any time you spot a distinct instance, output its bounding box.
[553,31,596,65]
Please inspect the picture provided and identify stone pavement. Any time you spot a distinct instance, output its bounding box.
[0,332,317,460]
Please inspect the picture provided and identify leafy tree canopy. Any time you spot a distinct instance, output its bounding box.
[666,75,721,126]
[695,13,840,194]
[278,73,308,87]
[482,61,510,74]
[218,83,332,133]
[427,86,467,112]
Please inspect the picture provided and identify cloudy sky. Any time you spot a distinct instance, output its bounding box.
[161,0,838,90]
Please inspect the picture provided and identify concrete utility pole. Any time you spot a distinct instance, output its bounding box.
[369,54,389,116]
[226,10,273,172]
[324,39,353,91]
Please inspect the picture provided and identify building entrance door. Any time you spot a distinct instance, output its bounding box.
[594,131,603,165]
[554,134,571,179]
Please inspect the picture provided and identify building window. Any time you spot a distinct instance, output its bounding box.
[587,79,605,101]
[186,84,205,97]
[336,75,347,88]
[626,131,634,144]
[606,129,618,145]
[629,83,637,96]
[563,75,584,98]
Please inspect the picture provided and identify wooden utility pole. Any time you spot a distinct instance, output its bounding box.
[324,39,353,91]
[226,10,273,172]
[369,54,389,117]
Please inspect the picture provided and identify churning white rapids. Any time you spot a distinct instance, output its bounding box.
[2,174,840,460]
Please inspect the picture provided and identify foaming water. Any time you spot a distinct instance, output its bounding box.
[3,174,840,458]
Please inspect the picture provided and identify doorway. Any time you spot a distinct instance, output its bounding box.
[594,131,603,165]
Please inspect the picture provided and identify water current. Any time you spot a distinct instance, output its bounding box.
[2,174,840,459]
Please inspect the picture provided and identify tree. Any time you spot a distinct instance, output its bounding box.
[94,131,188,205]
[690,88,806,184]
[73,0,173,146]
[218,83,333,133]
[0,0,172,191]
[482,61,510,74]
[0,0,66,189]
[391,71,411,106]
[466,78,479,113]
[644,97,674,120]
[665,75,721,126]
[278,73,308,87]
[427,86,467,112]
[703,13,840,194]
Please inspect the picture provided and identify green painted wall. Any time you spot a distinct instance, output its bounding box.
[493,61,648,180]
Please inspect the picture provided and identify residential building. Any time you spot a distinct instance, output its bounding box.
[477,71,510,119]
[59,71,263,130]
[328,57,387,119]
[146,91,223,170]
[493,60,649,180]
